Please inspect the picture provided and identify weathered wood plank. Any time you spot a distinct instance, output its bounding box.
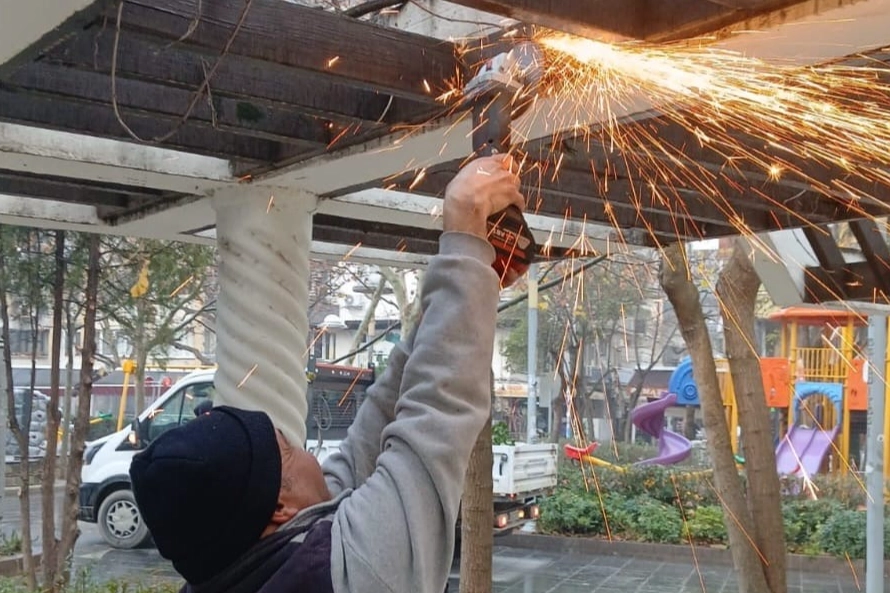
[802,224,849,299]
[372,165,729,243]
[848,219,890,295]
[111,0,462,100]
[0,169,161,209]
[312,214,441,254]
[44,31,434,126]
[0,88,290,162]
[445,0,848,42]
[804,261,888,303]
[9,63,334,146]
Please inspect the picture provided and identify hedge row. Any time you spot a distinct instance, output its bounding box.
[541,464,889,559]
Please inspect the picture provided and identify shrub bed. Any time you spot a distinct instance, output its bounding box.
[540,462,890,559]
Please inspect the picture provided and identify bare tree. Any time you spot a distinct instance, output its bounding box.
[660,242,771,593]
[460,415,493,593]
[41,231,66,590]
[716,240,787,593]
[56,234,101,590]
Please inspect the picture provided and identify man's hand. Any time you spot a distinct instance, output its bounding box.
[443,155,525,239]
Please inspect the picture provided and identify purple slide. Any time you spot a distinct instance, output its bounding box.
[775,425,840,476]
[632,392,692,466]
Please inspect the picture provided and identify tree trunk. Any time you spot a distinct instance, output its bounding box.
[459,414,493,593]
[57,235,101,586]
[134,306,147,414]
[346,277,388,366]
[660,243,770,593]
[135,347,149,416]
[684,405,697,440]
[59,305,76,478]
[549,390,565,444]
[622,385,644,442]
[716,241,787,593]
[42,230,65,590]
[0,234,36,590]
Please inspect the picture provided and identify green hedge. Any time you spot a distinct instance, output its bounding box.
[542,464,888,559]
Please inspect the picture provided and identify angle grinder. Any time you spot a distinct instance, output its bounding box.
[463,42,543,280]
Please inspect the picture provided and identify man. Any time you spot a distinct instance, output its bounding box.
[129,154,524,593]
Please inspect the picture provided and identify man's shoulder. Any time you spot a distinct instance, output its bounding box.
[260,516,336,593]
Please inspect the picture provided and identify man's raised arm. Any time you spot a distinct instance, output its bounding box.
[329,155,524,593]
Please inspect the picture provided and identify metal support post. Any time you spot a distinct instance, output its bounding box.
[213,187,317,448]
[526,263,538,443]
[866,315,885,593]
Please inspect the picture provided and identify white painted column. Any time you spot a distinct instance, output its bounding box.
[213,187,316,448]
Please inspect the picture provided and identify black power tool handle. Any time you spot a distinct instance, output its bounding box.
[472,92,536,279]
[472,92,526,223]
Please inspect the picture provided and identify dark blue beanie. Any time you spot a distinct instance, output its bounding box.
[130,406,282,584]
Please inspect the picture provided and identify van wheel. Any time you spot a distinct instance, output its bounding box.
[98,490,151,549]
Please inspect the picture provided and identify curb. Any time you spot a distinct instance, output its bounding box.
[499,533,890,578]
[0,553,41,577]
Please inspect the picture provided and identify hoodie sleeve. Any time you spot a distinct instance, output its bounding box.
[321,327,414,496]
[329,232,499,593]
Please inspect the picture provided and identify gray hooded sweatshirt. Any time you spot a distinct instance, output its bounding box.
[321,231,499,593]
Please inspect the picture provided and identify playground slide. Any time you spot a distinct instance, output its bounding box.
[632,392,693,466]
[775,425,840,476]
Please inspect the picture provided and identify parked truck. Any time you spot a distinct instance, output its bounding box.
[79,366,556,549]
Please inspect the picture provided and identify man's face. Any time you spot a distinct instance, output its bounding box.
[275,430,332,512]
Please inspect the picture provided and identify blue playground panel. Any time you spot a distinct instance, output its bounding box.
[669,357,699,406]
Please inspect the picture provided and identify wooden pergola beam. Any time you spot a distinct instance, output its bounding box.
[44,31,435,127]
[804,260,890,303]
[444,0,821,41]
[551,140,862,224]
[8,63,338,147]
[312,214,441,255]
[620,117,890,216]
[802,224,849,299]
[374,164,744,245]
[111,0,463,101]
[0,87,297,163]
[849,219,890,296]
[0,169,163,211]
[352,152,844,239]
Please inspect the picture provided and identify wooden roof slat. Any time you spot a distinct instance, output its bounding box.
[113,0,462,101]
[43,31,435,127]
[625,116,890,216]
[0,169,163,210]
[312,214,441,255]
[554,138,870,223]
[0,87,296,162]
[8,63,336,147]
[444,0,829,41]
[849,219,890,295]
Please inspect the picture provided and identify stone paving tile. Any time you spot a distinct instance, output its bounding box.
[72,529,869,593]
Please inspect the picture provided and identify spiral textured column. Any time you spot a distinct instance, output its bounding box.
[213,187,316,448]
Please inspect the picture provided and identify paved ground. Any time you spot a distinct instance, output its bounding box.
[0,489,866,592]
[68,530,864,593]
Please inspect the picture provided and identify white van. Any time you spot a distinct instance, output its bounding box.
[79,364,374,549]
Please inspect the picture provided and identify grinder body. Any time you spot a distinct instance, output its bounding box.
[470,70,538,280]
[467,45,539,278]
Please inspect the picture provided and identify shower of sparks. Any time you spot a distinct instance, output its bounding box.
[844,552,862,591]
[237,363,259,389]
[673,475,707,593]
[438,29,890,265]
[168,275,194,298]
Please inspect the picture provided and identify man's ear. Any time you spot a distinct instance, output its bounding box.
[269,500,299,526]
